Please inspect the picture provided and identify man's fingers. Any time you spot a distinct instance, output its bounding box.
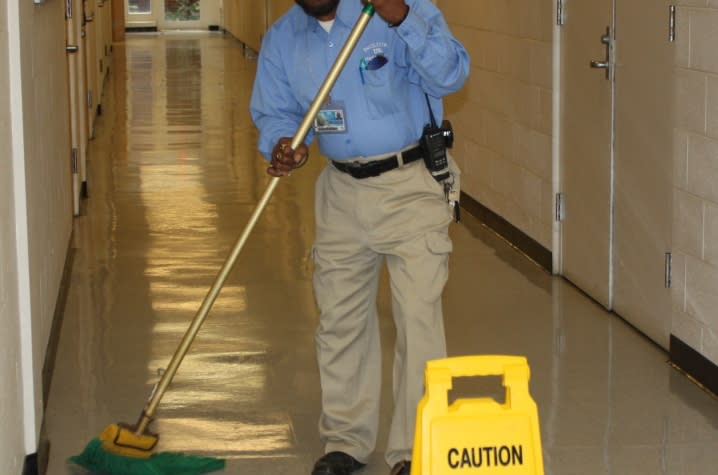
[268,164,291,177]
[268,139,305,176]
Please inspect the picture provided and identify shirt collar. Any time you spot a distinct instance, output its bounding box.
[296,0,359,34]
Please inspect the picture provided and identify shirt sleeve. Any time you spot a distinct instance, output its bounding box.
[250,27,312,161]
[394,0,470,98]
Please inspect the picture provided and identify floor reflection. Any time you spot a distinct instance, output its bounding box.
[45,33,718,475]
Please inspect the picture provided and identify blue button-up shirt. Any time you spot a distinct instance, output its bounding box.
[250,0,470,161]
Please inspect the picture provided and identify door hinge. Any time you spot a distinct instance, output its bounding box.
[669,5,676,43]
[555,192,565,222]
[665,252,672,288]
[71,148,78,174]
[557,0,566,26]
[99,59,103,73]
[87,91,93,109]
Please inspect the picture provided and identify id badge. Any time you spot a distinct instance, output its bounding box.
[314,100,348,134]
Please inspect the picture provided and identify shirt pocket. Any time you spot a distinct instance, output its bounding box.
[362,64,401,119]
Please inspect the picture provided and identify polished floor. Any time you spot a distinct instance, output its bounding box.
[45,33,718,475]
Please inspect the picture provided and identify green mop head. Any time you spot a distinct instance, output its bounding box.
[69,438,225,475]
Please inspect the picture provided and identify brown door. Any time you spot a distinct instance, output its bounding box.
[560,0,615,308]
[113,0,126,41]
[612,0,673,348]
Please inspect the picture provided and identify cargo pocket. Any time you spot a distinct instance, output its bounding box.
[426,230,453,256]
[418,230,452,303]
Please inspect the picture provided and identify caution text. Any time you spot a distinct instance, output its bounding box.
[447,445,524,469]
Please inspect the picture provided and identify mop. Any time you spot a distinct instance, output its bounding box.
[69,4,377,474]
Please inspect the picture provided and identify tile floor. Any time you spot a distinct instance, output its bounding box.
[44,33,718,475]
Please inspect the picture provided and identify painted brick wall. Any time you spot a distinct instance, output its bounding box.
[15,0,73,445]
[672,1,718,366]
[0,0,25,470]
[437,0,554,248]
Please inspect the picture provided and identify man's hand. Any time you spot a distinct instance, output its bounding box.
[268,137,309,177]
[362,0,409,26]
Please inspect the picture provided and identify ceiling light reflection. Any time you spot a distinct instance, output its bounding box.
[154,417,294,457]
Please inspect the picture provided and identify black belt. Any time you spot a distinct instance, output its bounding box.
[331,145,423,179]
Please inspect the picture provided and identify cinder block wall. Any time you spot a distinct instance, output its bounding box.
[437,0,555,249]
[672,2,718,366]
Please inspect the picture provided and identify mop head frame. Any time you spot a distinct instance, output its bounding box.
[99,423,159,458]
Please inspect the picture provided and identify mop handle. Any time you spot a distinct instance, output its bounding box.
[134,3,376,436]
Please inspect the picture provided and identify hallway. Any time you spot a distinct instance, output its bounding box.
[45,33,718,475]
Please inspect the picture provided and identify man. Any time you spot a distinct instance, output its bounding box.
[250,1,469,474]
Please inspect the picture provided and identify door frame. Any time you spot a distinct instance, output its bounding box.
[66,0,81,216]
[556,0,673,347]
[552,0,561,273]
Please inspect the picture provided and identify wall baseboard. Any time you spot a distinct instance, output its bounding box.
[670,335,718,396]
[22,427,49,475]
[22,453,37,475]
[33,237,70,475]
[125,26,158,33]
[41,240,74,409]
[460,192,552,272]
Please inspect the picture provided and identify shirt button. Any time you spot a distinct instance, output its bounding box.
[329,41,334,47]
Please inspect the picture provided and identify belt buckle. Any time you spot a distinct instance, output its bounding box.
[335,151,404,179]
[347,161,367,170]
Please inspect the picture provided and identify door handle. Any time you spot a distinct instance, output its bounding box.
[590,26,611,80]
[66,45,79,54]
[600,31,610,45]
[590,60,609,69]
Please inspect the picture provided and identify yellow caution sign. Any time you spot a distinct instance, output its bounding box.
[411,356,544,475]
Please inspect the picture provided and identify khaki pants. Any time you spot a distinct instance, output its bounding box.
[312,158,455,467]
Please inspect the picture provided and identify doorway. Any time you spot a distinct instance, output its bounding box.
[125,0,221,30]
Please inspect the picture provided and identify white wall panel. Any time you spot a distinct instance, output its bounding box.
[4,0,74,455]
[0,0,25,469]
